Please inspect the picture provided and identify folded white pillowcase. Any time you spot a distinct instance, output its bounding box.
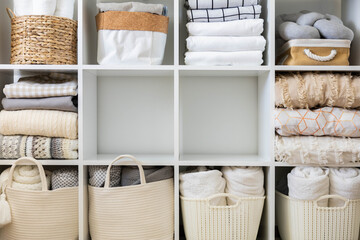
[288,167,329,206]
[97,2,164,15]
[186,19,264,36]
[185,51,263,66]
[186,36,266,52]
[186,0,260,9]
[329,168,360,207]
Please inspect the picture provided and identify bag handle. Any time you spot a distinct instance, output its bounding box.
[303,49,337,62]
[314,195,349,209]
[206,193,242,208]
[104,155,146,188]
[7,157,48,191]
[6,8,16,19]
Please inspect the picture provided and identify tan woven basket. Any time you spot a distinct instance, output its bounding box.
[7,8,77,65]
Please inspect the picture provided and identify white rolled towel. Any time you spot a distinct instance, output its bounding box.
[329,168,360,207]
[0,167,51,191]
[180,167,226,206]
[33,0,57,15]
[288,167,329,206]
[222,166,264,205]
[14,0,33,16]
[54,0,75,19]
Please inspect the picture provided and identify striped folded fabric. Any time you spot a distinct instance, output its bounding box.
[187,5,261,22]
[186,0,260,10]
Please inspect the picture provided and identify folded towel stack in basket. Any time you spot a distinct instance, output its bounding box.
[184,0,265,66]
[0,73,78,160]
[274,72,360,165]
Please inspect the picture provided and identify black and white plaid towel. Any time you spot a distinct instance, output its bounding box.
[186,0,260,10]
[187,5,261,22]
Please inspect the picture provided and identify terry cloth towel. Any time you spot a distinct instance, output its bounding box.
[222,166,264,205]
[180,167,226,205]
[97,2,164,15]
[0,135,78,159]
[187,19,264,36]
[186,36,266,52]
[186,0,260,10]
[54,0,75,19]
[288,167,329,206]
[4,73,77,99]
[51,167,78,190]
[185,51,263,66]
[275,135,360,165]
[2,96,78,112]
[0,110,78,140]
[0,167,51,191]
[329,168,360,207]
[121,166,173,186]
[275,72,360,109]
[187,5,261,22]
[88,166,121,188]
[275,107,360,138]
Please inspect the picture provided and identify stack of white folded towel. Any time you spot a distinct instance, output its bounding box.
[285,167,360,207]
[184,0,266,66]
[180,166,264,206]
[14,0,75,19]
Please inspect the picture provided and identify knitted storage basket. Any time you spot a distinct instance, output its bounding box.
[7,8,77,65]
[88,155,174,240]
[276,191,360,240]
[181,193,265,240]
[0,157,78,240]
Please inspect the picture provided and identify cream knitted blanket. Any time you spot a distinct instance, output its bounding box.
[0,110,78,139]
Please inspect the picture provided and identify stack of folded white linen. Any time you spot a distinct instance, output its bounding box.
[184,0,266,66]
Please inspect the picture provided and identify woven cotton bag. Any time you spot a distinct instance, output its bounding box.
[88,155,174,240]
[0,157,78,240]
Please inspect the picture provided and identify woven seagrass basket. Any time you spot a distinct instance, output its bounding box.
[7,8,77,65]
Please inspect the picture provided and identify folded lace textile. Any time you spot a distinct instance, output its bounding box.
[0,167,51,191]
[275,72,360,109]
[0,110,78,139]
[275,135,360,165]
[0,135,78,159]
[185,51,263,66]
[180,167,226,205]
[329,168,360,206]
[275,107,360,137]
[222,166,264,205]
[288,167,329,206]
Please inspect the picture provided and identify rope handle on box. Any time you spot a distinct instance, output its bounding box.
[104,155,146,188]
[7,157,48,191]
[6,8,16,19]
[304,49,337,62]
[314,195,349,209]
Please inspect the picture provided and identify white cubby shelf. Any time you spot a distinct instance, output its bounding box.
[0,0,360,239]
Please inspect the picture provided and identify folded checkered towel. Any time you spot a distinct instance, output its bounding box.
[88,166,121,188]
[52,167,78,190]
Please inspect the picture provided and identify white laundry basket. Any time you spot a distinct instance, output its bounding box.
[276,191,360,240]
[181,193,265,240]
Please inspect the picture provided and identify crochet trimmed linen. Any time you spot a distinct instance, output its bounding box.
[0,110,78,139]
[0,134,78,159]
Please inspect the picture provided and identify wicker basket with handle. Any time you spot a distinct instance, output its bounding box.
[7,8,77,65]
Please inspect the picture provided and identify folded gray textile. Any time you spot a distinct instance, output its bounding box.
[2,96,78,112]
[276,175,289,196]
[121,166,173,186]
[88,166,121,188]
[51,167,78,190]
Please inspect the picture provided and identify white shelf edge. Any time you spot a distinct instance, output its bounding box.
[0,160,80,165]
[83,154,175,166]
[0,64,79,70]
[275,65,360,71]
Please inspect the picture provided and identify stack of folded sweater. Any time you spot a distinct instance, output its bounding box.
[180,166,264,206]
[274,72,360,165]
[276,166,360,207]
[184,0,265,66]
[0,73,78,159]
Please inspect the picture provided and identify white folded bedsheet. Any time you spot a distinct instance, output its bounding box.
[185,51,263,66]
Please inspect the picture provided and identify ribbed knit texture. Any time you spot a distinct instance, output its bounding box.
[0,110,78,139]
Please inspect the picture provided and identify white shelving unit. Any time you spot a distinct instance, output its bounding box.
[0,0,360,239]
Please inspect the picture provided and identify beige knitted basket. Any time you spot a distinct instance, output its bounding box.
[181,193,265,240]
[276,191,360,240]
[0,157,79,240]
[7,8,77,65]
[88,155,174,240]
